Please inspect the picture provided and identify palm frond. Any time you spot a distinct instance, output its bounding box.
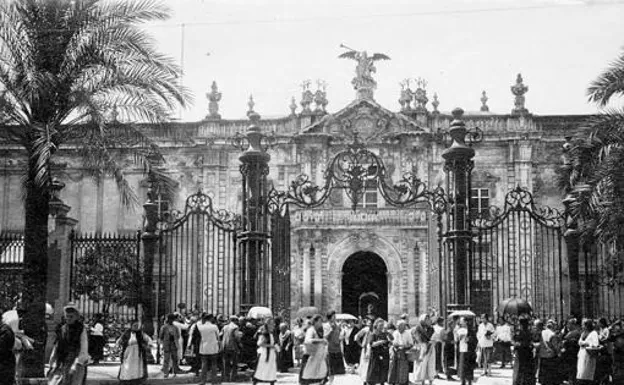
[588,51,624,107]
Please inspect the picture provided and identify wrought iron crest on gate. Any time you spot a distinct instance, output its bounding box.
[157,189,241,231]
[269,137,447,212]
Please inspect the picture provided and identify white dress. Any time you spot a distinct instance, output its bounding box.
[577,330,599,381]
[118,333,150,381]
[356,328,370,381]
[254,334,278,383]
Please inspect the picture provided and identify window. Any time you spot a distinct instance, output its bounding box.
[470,188,489,217]
[355,180,378,209]
[156,192,170,219]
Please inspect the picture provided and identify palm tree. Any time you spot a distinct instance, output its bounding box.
[559,46,624,297]
[0,0,190,376]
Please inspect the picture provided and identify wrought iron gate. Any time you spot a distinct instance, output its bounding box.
[269,200,291,320]
[453,187,567,319]
[156,190,239,318]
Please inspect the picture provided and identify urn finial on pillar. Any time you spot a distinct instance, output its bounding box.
[480,91,489,112]
[206,81,222,120]
[511,73,529,115]
[247,95,261,122]
[431,93,440,115]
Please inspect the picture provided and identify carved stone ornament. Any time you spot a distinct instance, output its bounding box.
[511,73,529,115]
[338,46,390,100]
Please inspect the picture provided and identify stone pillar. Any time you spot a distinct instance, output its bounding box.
[239,114,271,309]
[46,179,77,360]
[441,108,475,310]
[302,244,311,307]
[561,137,582,319]
[141,185,159,337]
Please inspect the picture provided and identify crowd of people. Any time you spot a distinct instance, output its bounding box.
[1,302,624,385]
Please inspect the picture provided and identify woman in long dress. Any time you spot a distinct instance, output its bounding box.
[366,318,392,385]
[412,314,435,385]
[355,318,372,384]
[278,322,294,372]
[577,318,600,384]
[537,320,561,385]
[299,314,329,385]
[456,318,478,385]
[117,320,151,385]
[253,318,280,385]
[293,318,306,368]
[48,304,89,385]
[512,317,535,385]
[388,320,412,385]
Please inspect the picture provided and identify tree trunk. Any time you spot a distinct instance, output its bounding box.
[21,171,50,378]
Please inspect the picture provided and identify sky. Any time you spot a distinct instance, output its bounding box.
[143,0,624,120]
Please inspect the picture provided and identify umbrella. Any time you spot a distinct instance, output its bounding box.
[449,310,476,318]
[336,313,357,321]
[498,297,532,316]
[46,303,54,316]
[247,306,273,319]
[296,306,320,319]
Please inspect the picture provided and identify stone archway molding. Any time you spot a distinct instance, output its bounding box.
[326,231,404,319]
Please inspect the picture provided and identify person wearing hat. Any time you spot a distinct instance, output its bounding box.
[47,303,89,385]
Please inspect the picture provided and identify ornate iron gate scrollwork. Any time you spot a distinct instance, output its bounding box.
[464,186,566,319]
[285,138,446,211]
[156,190,240,322]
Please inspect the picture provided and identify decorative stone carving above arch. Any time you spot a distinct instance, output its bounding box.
[326,231,405,319]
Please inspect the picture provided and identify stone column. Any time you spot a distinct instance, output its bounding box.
[239,114,271,309]
[561,137,582,319]
[141,186,159,337]
[46,179,77,360]
[441,108,475,310]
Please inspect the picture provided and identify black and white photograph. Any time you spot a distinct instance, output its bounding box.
[0,1,623,384]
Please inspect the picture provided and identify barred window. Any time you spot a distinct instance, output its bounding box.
[470,188,489,217]
[355,180,378,209]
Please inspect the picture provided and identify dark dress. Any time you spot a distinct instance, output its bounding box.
[343,326,361,366]
[537,331,561,385]
[0,323,15,385]
[560,329,580,382]
[513,328,536,385]
[278,330,294,372]
[458,330,477,382]
[366,332,391,384]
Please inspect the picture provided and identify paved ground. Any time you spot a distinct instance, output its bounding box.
[71,364,514,385]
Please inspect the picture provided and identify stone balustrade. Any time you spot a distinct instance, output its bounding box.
[291,208,428,227]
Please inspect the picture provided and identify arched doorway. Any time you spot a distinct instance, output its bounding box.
[342,251,388,320]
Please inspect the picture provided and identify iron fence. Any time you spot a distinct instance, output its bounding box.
[69,230,143,331]
[579,240,624,319]
[0,232,24,311]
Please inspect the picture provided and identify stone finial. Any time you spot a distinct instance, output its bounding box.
[431,93,440,115]
[247,94,261,122]
[289,96,297,116]
[511,73,529,115]
[480,90,489,112]
[399,79,412,112]
[300,80,314,115]
[314,79,328,114]
[412,77,429,113]
[206,81,222,120]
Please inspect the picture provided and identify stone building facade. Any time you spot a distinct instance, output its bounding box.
[0,66,586,320]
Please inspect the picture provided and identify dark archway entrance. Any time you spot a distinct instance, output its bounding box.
[342,251,388,320]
